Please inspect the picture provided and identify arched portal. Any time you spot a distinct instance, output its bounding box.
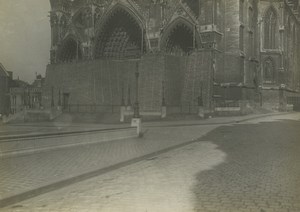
[161,18,199,55]
[94,6,146,59]
[58,37,82,62]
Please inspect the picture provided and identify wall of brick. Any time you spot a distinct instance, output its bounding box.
[43,51,215,114]
[164,55,185,106]
[43,60,136,109]
[139,53,165,112]
[181,51,214,110]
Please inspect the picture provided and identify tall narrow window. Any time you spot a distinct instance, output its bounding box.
[264,7,277,49]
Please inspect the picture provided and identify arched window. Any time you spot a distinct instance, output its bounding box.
[264,7,277,49]
[263,58,275,83]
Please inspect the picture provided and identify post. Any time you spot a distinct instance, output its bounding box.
[161,80,167,118]
[121,83,125,106]
[23,90,26,107]
[76,40,79,61]
[58,89,61,107]
[131,61,142,136]
[133,62,140,118]
[127,86,131,109]
[198,83,205,118]
[120,83,126,122]
[51,87,54,108]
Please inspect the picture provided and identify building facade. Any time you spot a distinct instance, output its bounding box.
[10,74,45,114]
[0,63,11,116]
[43,0,300,115]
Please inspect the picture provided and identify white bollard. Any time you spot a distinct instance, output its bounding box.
[161,106,167,118]
[120,106,126,122]
[131,118,142,136]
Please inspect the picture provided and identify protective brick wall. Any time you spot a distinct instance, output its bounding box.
[138,54,164,112]
[43,52,215,113]
[43,60,136,109]
[164,55,186,106]
[181,51,214,110]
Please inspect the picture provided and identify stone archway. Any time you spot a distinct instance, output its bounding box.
[94,5,146,59]
[160,17,200,55]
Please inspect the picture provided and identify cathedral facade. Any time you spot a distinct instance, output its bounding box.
[43,0,300,115]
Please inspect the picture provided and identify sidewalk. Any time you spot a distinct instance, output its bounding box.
[0,112,297,208]
[0,111,290,138]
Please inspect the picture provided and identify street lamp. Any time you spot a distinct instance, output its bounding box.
[133,61,140,118]
[58,89,61,107]
[51,86,54,108]
[131,60,142,136]
[162,80,166,107]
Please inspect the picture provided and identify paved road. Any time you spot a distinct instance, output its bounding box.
[0,124,217,204]
[2,113,300,212]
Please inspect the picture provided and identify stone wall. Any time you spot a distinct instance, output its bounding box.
[261,89,280,111]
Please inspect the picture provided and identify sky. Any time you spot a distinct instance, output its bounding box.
[0,0,51,83]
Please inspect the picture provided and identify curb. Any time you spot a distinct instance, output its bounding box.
[0,126,134,142]
[145,112,294,128]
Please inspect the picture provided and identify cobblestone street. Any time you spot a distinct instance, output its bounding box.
[1,113,300,212]
[1,0,300,211]
[193,119,300,211]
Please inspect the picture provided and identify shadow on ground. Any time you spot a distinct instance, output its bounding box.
[193,120,300,211]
